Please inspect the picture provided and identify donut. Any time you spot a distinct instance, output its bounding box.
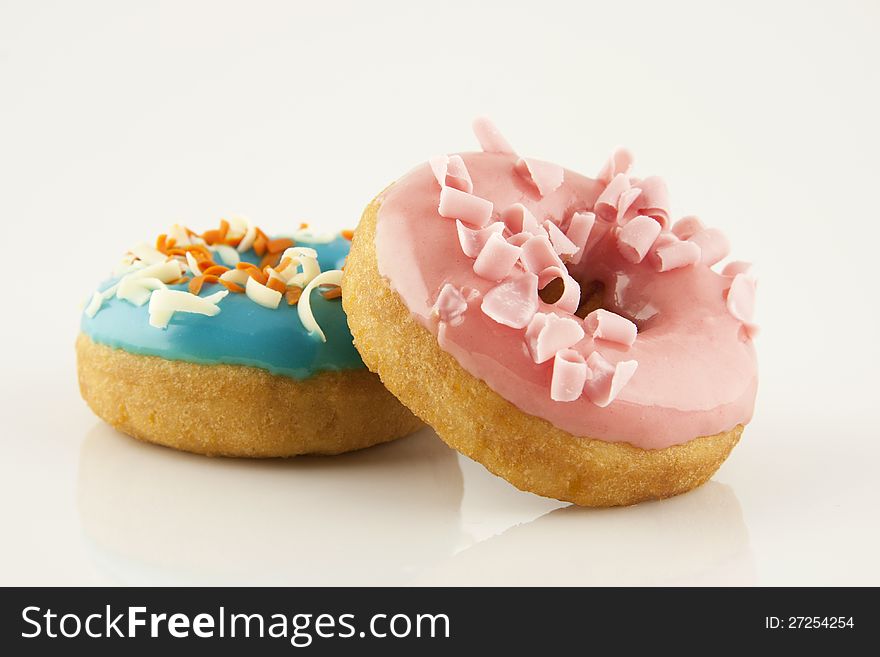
[78,217,421,457]
[342,119,758,506]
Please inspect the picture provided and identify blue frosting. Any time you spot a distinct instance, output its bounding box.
[80,235,364,379]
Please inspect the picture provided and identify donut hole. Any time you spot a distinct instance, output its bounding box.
[543,275,643,334]
[574,280,606,319]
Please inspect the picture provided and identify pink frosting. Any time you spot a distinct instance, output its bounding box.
[374,150,758,449]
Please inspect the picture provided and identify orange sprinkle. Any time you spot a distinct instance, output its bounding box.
[189,276,205,295]
[188,244,214,260]
[219,280,245,293]
[201,229,221,244]
[299,222,309,229]
[156,234,168,253]
[236,262,259,271]
[202,265,229,277]
[266,238,294,254]
[202,274,219,285]
[260,252,281,269]
[266,277,287,294]
[253,233,268,257]
[321,285,342,300]
[341,229,354,241]
[275,257,292,274]
[218,219,230,240]
[166,238,177,249]
[225,235,243,248]
[246,268,268,285]
[285,288,303,305]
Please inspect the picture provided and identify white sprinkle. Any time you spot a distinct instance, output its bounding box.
[148,288,228,329]
[298,270,343,342]
[245,275,282,309]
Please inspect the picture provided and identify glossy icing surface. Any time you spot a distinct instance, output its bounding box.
[375,152,758,448]
[81,236,364,378]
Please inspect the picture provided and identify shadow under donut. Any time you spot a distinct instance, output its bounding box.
[77,423,465,585]
[415,481,755,586]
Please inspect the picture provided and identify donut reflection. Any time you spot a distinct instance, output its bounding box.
[77,424,464,585]
[417,481,755,586]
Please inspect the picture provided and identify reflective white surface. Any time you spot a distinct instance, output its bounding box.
[1,0,879,585]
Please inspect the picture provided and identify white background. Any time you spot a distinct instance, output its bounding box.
[1,0,878,585]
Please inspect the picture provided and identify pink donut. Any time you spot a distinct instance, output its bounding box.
[344,119,758,505]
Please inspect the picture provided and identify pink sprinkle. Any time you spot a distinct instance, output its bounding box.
[480,272,539,329]
[473,232,523,281]
[438,186,493,228]
[506,232,532,247]
[632,176,670,228]
[654,239,701,272]
[671,215,704,240]
[726,273,756,324]
[688,228,730,266]
[583,352,638,408]
[722,260,755,278]
[596,147,634,185]
[501,203,546,237]
[525,312,586,364]
[515,157,564,197]
[537,267,581,314]
[616,215,662,264]
[565,212,595,265]
[584,309,637,347]
[433,284,470,326]
[616,187,643,225]
[544,220,578,256]
[429,154,473,193]
[551,349,588,402]
[456,220,505,258]
[472,116,516,154]
[594,173,630,222]
[520,234,563,273]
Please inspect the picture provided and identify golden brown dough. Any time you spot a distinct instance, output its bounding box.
[342,196,741,507]
[76,333,422,457]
